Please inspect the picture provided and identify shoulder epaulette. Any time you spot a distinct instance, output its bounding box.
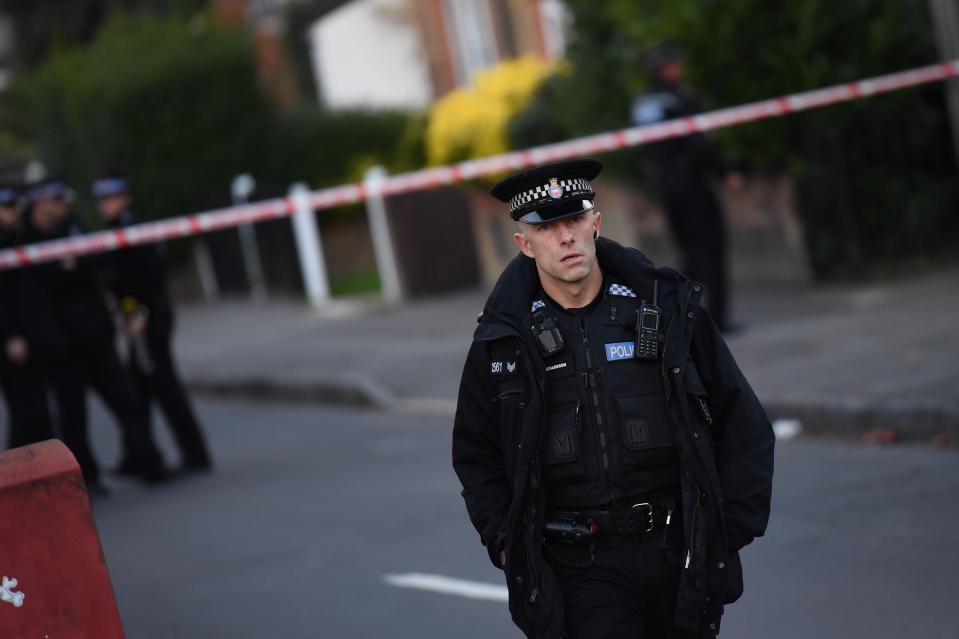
[607,283,637,298]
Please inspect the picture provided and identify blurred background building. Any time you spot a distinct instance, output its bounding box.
[307,0,567,109]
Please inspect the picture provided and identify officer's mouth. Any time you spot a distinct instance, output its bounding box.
[561,252,584,265]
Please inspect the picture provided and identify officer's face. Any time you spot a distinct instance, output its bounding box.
[658,60,685,85]
[30,197,69,232]
[97,194,131,220]
[0,205,18,231]
[514,210,601,288]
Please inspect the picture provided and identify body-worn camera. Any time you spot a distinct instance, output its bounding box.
[531,309,564,356]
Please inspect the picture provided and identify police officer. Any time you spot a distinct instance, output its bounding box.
[452,159,773,638]
[0,183,55,448]
[23,177,169,492]
[92,173,212,473]
[631,43,742,333]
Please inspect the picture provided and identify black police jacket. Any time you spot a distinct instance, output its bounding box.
[632,81,728,194]
[0,228,69,365]
[452,237,774,638]
[22,215,116,355]
[103,211,175,338]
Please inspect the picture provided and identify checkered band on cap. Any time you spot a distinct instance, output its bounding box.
[607,283,637,298]
[509,178,592,215]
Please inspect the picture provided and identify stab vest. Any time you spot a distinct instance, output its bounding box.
[535,281,680,509]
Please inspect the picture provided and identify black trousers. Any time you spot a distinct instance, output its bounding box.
[545,530,705,639]
[50,346,165,483]
[127,330,210,466]
[662,180,729,329]
[1,363,54,448]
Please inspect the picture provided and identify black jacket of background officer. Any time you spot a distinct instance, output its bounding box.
[632,66,735,331]
[102,210,174,337]
[22,214,116,353]
[633,79,728,194]
[452,237,774,637]
[98,203,212,471]
[1,208,56,447]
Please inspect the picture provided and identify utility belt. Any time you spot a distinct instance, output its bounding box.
[545,495,678,544]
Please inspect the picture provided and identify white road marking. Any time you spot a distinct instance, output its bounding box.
[773,418,803,441]
[383,573,508,602]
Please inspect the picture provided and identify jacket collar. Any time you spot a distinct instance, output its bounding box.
[476,237,687,341]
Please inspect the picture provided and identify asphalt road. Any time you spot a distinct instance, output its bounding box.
[22,398,959,637]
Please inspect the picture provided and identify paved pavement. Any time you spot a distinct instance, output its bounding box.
[176,266,959,441]
[89,397,959,639]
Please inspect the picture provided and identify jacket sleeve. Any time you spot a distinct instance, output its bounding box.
[452,340,512,569]
[692,311,774,552]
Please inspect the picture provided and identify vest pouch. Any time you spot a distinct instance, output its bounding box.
[496,378,528,458]
[541,403,588,486]
[615,394,677,473]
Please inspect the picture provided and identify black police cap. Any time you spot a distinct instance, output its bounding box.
[0,184,20,207]
[490,158,602,224]
[91,173,131,199]
[25,176,72,203]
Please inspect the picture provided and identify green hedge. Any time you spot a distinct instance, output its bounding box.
[14,13,410,225]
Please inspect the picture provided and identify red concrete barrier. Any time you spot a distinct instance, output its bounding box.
[0,439,125,638]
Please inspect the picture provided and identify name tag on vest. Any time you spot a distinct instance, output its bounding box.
[605,341,636,361]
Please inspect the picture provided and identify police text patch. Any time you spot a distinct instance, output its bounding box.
[605,341,636,361]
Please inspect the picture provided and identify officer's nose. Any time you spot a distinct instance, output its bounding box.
[559,222,575,245]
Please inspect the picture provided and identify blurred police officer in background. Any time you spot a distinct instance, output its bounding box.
[632,43,743,333]
[92,173,212,474]
[23,177,169,493]
[452,159,773,638]
[0,183,54,449]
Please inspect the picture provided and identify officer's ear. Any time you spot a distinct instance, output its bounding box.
[514,226,535,258]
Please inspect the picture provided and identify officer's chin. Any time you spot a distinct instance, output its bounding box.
[558,267,591,284]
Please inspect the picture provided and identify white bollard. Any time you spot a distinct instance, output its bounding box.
[364,165,404,304]
[289,183,330,307]
[231,173,267,302]
[193,237,220,302]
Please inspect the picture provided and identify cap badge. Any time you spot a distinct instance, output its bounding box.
[547,177,563,199]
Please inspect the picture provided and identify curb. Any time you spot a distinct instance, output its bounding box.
[186,373,395,411]
[763,396,959,443]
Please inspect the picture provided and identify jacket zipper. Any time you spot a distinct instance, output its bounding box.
[521,344,545,606]
[660,288,680,406]
[580,317,614,503]
[696,397,713,425]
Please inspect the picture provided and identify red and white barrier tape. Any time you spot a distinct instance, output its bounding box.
[2,58,958,271]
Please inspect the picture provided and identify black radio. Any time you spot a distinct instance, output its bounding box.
[635,280,661,360]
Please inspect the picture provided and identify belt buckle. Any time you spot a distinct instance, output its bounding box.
[631,502,654,533]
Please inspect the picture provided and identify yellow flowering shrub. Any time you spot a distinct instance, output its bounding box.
[425,55,554,166]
